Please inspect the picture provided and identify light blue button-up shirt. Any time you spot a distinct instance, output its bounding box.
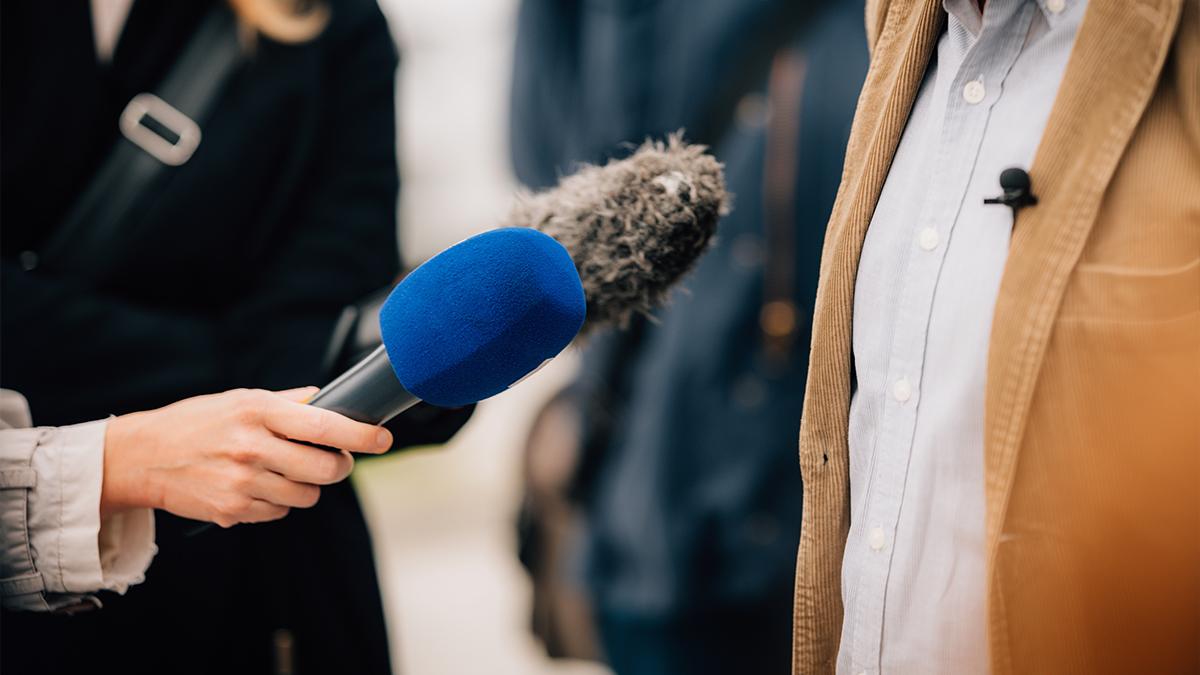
[839,0,1086,672]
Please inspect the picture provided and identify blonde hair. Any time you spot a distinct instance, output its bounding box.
[227,0,329,43]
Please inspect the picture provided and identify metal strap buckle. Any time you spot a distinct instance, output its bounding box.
[119,93,202,166]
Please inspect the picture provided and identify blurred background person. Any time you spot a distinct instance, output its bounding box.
[510,1,868,673]
[1,0,469,673]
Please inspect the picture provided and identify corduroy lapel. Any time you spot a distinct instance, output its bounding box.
[792,0,944,671]
[981,0,1184,664]
[799,2,945,468]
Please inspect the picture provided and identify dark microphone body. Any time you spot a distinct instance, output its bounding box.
[308,345,416,424]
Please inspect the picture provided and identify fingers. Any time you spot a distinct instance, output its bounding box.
[249,470,322,509]
[233,499,291,526]
[260,396,392,455]
[253,435,355,485]
[274,386,320,403]
[211,497,290,528]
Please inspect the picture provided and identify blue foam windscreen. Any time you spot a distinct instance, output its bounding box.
[379,228,586,407]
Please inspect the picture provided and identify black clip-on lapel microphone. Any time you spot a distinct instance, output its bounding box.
[984,167,1038,223]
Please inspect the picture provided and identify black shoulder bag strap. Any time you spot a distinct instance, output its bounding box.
[41,6,243,281]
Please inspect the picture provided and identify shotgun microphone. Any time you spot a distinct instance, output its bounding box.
[507,134,726,331]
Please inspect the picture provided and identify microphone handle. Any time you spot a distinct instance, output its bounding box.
[307,344,421,425]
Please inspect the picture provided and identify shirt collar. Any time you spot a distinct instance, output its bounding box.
[943,0,984,37]
[942,0,1075,38]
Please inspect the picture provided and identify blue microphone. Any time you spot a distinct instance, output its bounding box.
[307,228,586,424]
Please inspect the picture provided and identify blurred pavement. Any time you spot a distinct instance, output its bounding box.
[352,2,609,673]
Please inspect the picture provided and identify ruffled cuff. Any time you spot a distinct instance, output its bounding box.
[97,505,157,594]
[17,419,156,610]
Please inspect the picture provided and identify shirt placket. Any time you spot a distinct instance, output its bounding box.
[847,3,1036,671]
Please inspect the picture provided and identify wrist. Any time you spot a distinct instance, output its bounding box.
[101,412,161,516]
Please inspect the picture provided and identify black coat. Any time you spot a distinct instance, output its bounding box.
[1,1,410,672]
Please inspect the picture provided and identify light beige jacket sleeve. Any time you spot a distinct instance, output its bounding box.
[0,389,156,612]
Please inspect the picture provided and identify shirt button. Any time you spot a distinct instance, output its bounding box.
[868,527,887,551]
[892,377,913,403]
[963,79,986,104]
[1046,0,1065,14]
[19,250,39,271]
[918,227,940,251]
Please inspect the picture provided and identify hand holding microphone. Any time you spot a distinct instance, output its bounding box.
[174,136,722,535]
[102,387,391,528]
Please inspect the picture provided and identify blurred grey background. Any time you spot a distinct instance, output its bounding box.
[354,1,599,673]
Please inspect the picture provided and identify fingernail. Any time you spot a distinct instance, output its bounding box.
[375,429,392,450]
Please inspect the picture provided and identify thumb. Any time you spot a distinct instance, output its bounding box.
[274,386,320,403]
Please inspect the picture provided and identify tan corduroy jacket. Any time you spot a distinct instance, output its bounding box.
[792,0,1200,673]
